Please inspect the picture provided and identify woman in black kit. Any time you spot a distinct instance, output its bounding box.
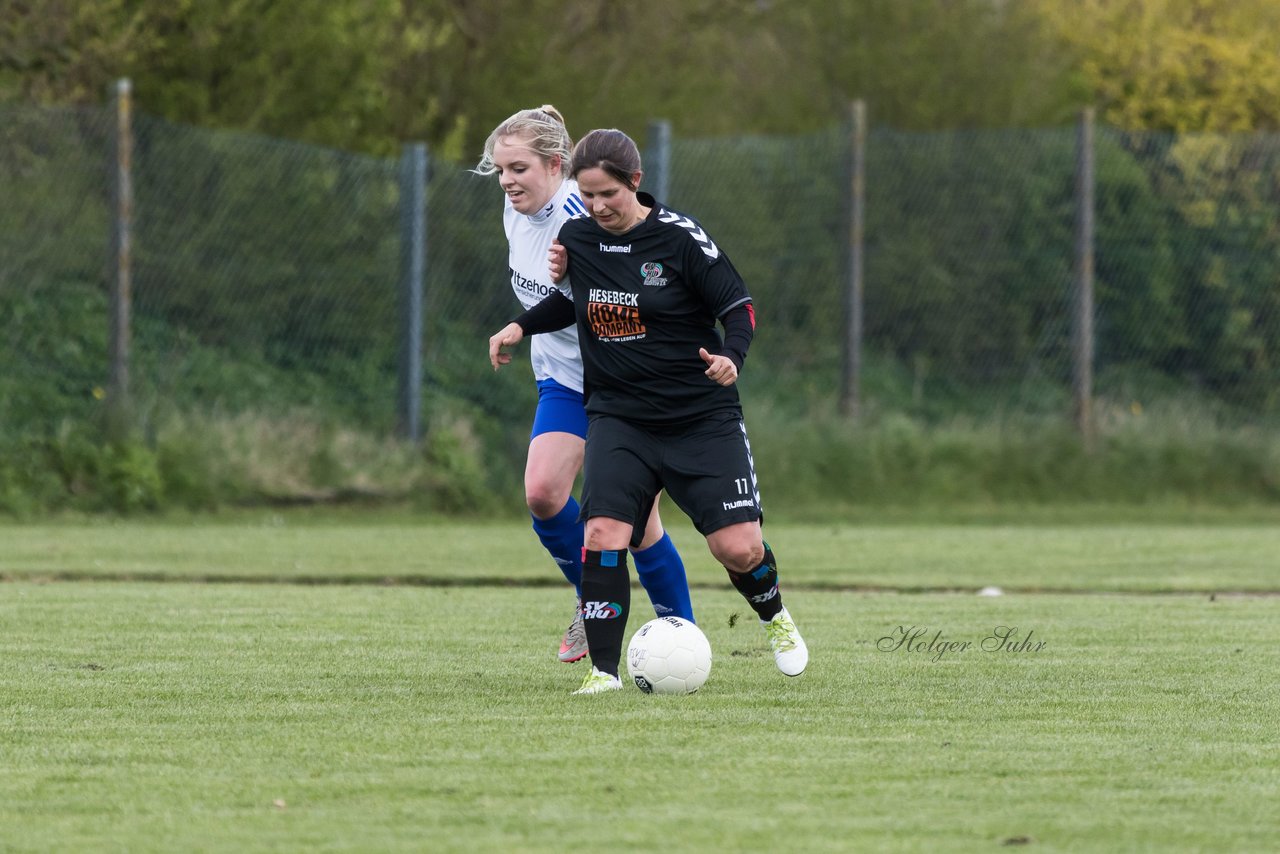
[489,128,808,694]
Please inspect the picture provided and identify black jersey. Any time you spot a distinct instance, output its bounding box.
[557,192,752,426]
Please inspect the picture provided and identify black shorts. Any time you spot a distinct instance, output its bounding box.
[581,410,763,547]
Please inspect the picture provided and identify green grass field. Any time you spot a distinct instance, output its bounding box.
[3,516,1279,852]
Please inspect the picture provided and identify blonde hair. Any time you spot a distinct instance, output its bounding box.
[473,105,572,176]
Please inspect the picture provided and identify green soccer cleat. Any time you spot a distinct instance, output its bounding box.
[572,666,622,695]
[762,607,809,677]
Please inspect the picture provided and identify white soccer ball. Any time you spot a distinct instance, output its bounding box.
[626,616,712,695]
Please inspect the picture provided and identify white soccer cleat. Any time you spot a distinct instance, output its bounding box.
[762,607,808,677]
[558,599,588,663]
[572,666,623,695]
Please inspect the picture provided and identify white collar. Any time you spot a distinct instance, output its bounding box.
[528,197,558,224]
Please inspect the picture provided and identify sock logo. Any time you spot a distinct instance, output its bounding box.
[652,603,673,615]
[582,601,622,620]
[750,585,779,605]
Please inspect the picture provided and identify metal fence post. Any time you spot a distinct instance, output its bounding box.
[646,119,671,202]
[841,99,866,420]
[398,142,427,443]
[107,77,133,440]
[1072,107,1096,446]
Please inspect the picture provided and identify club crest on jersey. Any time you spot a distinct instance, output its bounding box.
[640,261,668,287]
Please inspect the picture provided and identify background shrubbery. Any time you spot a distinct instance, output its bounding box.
[4,119,1280,517]
[3,356,1276,518]
[6,79,1280,518]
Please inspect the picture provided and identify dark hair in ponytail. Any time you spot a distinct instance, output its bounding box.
[570,129,642,190]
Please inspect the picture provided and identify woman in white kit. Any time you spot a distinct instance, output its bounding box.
[474,106,695,663]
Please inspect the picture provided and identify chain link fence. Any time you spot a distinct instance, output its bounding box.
[5,102,1280,451]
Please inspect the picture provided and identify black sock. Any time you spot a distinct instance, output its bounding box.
[727,542,784,621]
[581,549,631,677]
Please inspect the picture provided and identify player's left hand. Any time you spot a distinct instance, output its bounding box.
[699,348,738,386]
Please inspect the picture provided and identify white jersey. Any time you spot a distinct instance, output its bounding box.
[504,179,586,392]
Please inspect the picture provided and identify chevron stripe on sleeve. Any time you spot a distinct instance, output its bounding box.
[657,209,720,260]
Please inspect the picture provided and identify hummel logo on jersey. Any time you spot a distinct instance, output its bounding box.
[600,243,632,253]
[583,601,623,620]
[657,209,720,260]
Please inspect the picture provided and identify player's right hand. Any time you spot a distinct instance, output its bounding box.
[548,239,568,283]
[699,347,738,386]
[489,322,525,371]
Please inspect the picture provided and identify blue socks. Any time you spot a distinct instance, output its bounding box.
[534,501,693,623]
[531,498,584,596]
[632,532,695,623]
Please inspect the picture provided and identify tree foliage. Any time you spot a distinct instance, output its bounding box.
[0,0,144,103]
[10,0,1280,155]
[1034,0,1280,132]
[0,0,1124,158]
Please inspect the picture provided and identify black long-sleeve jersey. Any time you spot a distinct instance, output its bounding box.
[535,192,754,426]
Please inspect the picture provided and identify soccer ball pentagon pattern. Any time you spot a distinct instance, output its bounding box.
[626,616,712,694]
